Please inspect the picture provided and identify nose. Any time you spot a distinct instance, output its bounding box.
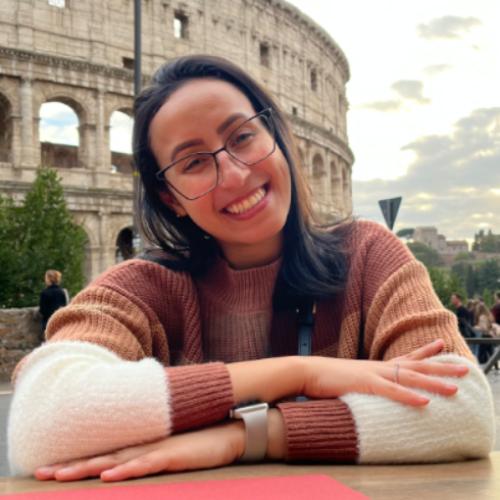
[216,150,251,189]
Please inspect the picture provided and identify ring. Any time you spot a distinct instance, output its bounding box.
[394,363,400,385]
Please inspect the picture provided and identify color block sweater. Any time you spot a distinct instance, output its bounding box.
[8,221,495,474]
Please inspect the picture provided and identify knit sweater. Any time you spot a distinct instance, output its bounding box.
[8,220,495,474]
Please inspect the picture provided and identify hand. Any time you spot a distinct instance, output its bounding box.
[35,421,245,482]
[301,339,469,406]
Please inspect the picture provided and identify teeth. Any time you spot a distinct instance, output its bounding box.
[226,187,266,214]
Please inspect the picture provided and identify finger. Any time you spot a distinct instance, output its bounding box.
[398,339,445,361]
[35,463,66,481]
[396,369,458,397]
[403,361,469,378]
[371,378,430,407]
[101,453,168,482]
[53,456,121,482]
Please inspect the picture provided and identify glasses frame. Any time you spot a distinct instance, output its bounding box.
[155,108,276,200]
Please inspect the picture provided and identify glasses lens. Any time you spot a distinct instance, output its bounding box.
[226,112,275,166]
[165,153,217,200]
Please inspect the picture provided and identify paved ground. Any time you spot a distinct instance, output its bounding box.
[1,372,499,477]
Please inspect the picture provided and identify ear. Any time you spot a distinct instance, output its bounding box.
[158,191,188,217]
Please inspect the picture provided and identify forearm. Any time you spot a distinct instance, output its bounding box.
[227,356,304,403]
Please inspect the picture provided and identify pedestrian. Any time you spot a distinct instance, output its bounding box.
[491,292,500,326]
[8,55,494,482]
[38,270,69,336]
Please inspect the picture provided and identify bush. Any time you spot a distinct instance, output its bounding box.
[0,168,87,308]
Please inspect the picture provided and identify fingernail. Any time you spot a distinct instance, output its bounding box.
[445,384,458,392]
[418,396,430,404]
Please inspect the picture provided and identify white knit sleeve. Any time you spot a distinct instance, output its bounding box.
[8,340,171,476]
[340,354,495,463]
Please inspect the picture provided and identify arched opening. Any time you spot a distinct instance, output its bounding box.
[312,153,325,179]
[115,227,134,262]
[311,153,329,216]
[110,110,134,174]
[330,159,342,202]
[0,93,13,162]
[39,101,80,168]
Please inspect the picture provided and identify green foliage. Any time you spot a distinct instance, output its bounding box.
[427,267,465,308]
[454,251,475,262]
[0,168,87,308]
[396,228,415,240]
[407,242,443,267]
[450,259,500,302]
[472,229,500,252]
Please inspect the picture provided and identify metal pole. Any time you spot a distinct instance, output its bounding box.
[132,0,142,255]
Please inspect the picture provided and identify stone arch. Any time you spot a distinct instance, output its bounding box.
[39,98,82,168]
[311,152,328,203]
[109,107,134,174]
[330,157,342,205]
[312,153,325,179]
[0,92,13,162]
[115,226,134,262]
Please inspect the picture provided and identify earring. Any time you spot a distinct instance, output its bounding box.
[203,234,211,240]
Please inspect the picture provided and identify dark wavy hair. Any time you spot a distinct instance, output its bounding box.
[133,54,351,309]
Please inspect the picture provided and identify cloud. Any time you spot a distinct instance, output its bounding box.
[352,107,500,240]
[391,80,430,104]
[110,111,134,154]
[39,102,79,146]
[423,64,452,76]
[361,80,430,112]
[417,16,482,40]
[361,99,402,112]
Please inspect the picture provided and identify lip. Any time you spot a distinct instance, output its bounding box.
[221,184,270,221]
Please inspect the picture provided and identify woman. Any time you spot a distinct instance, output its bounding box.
[39,270,68,335]
[8,55,494,482]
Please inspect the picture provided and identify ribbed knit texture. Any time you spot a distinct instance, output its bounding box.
[277,399,357,461]
[14,219,477,466]
[168,363,234,432]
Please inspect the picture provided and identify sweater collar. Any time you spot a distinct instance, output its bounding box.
[195,254,282,312]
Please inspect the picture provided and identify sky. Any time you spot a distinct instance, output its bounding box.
[286,0,500,243]
[39,0,499,243]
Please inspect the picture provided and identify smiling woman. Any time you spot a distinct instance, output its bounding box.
[7,55,495,482]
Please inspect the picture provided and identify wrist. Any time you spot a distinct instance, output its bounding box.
[267,408,286,460]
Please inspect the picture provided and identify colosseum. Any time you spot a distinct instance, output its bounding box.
[0,0,353,282]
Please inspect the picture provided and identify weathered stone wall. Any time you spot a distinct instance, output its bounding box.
[0,308,42,382]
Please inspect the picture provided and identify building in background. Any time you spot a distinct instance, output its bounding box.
[413,227,468,255]
[0,0,353,281]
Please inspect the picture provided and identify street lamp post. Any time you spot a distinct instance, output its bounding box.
[132,0,142,255]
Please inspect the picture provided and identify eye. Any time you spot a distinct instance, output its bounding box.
[181,155,211,173]
[229,129,257,148]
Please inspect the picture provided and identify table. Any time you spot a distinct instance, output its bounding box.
[1,452,500,500]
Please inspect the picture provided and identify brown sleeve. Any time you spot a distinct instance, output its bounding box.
[357,225,473,360]
[276,399,358,462]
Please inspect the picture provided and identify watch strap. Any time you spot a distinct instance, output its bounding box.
[230,402,269,462]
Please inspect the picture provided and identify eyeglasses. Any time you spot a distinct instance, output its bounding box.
[155,108,276,200]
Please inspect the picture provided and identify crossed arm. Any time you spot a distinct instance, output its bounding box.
[8,337,494,482]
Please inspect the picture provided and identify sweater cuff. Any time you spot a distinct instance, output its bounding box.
[167,362,235,432]
[277,399,358,462]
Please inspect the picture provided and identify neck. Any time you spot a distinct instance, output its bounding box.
[219,234,283,270]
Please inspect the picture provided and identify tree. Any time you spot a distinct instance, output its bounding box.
[427,268,465,308]
[396,228,415,240]
[0,168,87,308]
[407,242,443,267]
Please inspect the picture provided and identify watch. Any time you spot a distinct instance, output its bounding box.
[230,402,269,462]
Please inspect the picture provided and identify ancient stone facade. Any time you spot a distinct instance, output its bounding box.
[0,0,353,282]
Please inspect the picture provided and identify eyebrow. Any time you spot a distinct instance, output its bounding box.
[170,113,249,162]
